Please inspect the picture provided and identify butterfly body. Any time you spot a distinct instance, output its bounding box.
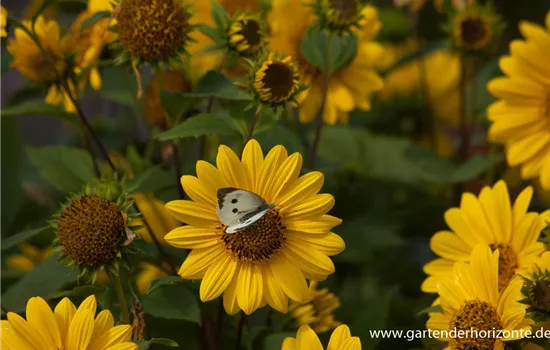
[216,187,274,234]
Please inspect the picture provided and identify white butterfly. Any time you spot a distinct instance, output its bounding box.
[216,187,274,234]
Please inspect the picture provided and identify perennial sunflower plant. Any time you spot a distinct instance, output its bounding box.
[164,139,345,315]
[282,324,361,350]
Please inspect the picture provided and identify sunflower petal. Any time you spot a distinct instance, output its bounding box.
[327,324,351,350]
[54,297,77,343]
[285,215,342,234]
[165,226,221,249]
[200,253,237,301]
[179,244,226,279]
[282,194,335,221]
[26,297,62,349]
[262,264,288,313]
[223,266,241,315]
[296,325,323,350]
[277,172,324,209]
[165,200,219,227]
[88,325,132,350]
[6,313,43,350]
[270,254,308,302]
[236,263,263,315]
[242,140,264,190]
[66,309,94,350]
[217,145,251,190]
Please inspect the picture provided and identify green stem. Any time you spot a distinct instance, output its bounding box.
[235,312,246,350]
[112,274,131,324]
[245,107,263,144]
[309,31,333,169]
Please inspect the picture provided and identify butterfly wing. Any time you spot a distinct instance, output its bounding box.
[225,208,270,233]
[216,188,267,228]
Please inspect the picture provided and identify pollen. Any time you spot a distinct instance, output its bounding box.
[116,0,190,63]
[489,243,518,292]
[221,209,285,263]
[57,195,125,267]
[253,53,300,105]
[449,300,502,350]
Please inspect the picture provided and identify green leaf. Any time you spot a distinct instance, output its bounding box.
[98,67,137,106]
[254,125,305,155]
[1,227,51,252]
[146,276,186,295]
[197,24,222,43]
[47,284,110,308]
[141,284,201,324]
[179,71,252,101]
[1,117,24,230]
[27,146,97,193]
[417,304,443,317]
[210,0,230,31]
[261,332,295,350]
[453,153,503,182]
[300,31,358,74]
[1,100,76,122]
[135,338,179,349]
[160,91,197,122]
[126,166,175,194]
[80,11,111,31]
[1,254,77,313]
[156,112,239,141]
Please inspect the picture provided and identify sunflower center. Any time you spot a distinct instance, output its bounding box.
[257,62,297,103]
[328,0,358,22]
[221,208,285,263]
[489,243,518,292]
[460,17,490,48]
[29,51,62,82]
[238,19,262,47]
[529,279,550,312]
[57,195,125,267]
[117,0,189,62]
[449,300,502,350]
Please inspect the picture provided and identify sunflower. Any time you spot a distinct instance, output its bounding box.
[290,281,341,333]
[164,139,345,315]
[427,245,532,349]
[522,252,550,318]
[227,13,266,57]
[486,10,550,190]
[282,324,361,350]
[7,16,66,83]
[4,244,52,272]
[1,295,137,350]
[422,181,546,293]
[1,6,7,37]
[268,1,384,125]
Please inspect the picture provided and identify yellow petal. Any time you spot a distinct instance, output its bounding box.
[242,139,264,190]
[165,200,219,227]
[54,297,77,342]
[426,313,450,334]
[340,337,361,350]
[470,245,499,306]
[327,324,351,350]
[165,226,221,249]
[283,239,335,278]
[281,337,297,350]
[88,325,132,350]
[66,309,94,350]
[430,231,471,261]
[270,254,308,302]
[223,266,241,315]
[78,295,97,314]
[91,310,114,340]
[26,297,62,349]
[296,325,323,350]
[6,312,43,349]
[196,160,227,194]
[236,263,263,315]
[180,175,217,207]
[261,264,288,313]
[268,152,303,204]
[498,277,524,325]
[217,145,251,191]
[276,172,324,209]
[459,193,495,243]
[285,215,342,234]
[282,194,335,221]
[255,145,288,200]
[286,231,345,256]
[200,252,237,301]
[104,343,139,350]
[179,244,225,279]
[512,186,533,230]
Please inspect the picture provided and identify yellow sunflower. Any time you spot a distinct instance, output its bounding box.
[422,180,546,293]
[1,6,7,37]
[282,324,361,350]
[1,295,137,350]
[290,281,341,333]
[487,11,550,190]
[7,16,66,83]
[427,245,531,350]
[268,0,385,125]
[165,139,345,315]
[4,244,52,272]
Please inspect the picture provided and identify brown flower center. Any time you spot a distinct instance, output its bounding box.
[237,19,262,47]
[530,279,550,312]
[259,62,297,103]
[328,0,358,22]
[449,300,502,350]
[459,17,491,49]
[117,0,189,62]
[489,243,518,292]
[221,209,285,263]
[57,195,125,267]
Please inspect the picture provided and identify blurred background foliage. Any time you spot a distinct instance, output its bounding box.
[2,0,550,349]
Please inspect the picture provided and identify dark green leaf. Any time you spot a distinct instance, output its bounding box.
[1,117,24,230]
[98,67,137,106]
[261,332,295,350]
[1,227,51,252]
[300,31,358,74]
[254,125,305,155]
[135,338,179,349]
[126,166,175,194]
[180,71,252,101]
[80,11,111,31]
[211,0,230,30]
[197,24,222,43]
[156,112,239,141]
[416,304,443,317]
[160,91,197,122]
[141,284,201,324]
[27,146,97,193]
[1,254,77,312]
[453,153,503,182]
[1,100,76,122]
[146,276,186,295]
